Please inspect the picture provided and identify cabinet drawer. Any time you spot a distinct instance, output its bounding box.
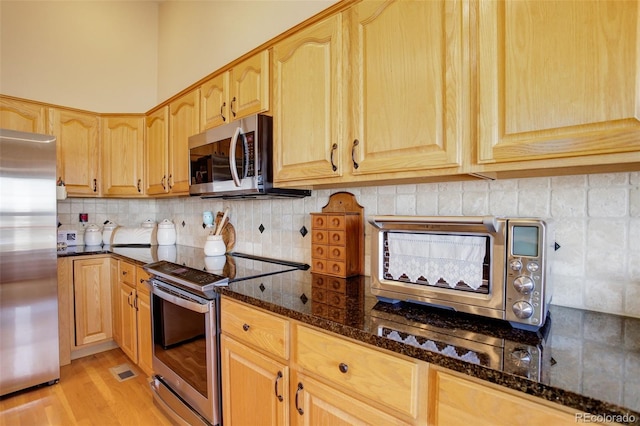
[311,230,328,244]
[311,244,328,259]
[327,245,346,261]
[221,298,289,360]
[311,214,327,229]
[328,230,346,246]
[119,261,136,286]
[326,215,346,230]
[294,324,421,418]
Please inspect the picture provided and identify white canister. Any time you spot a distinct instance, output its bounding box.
[157,219,176,246]
[204,234,226,256]
[141,219,156,228]
[102,221,118,245]
[84,224,102,246]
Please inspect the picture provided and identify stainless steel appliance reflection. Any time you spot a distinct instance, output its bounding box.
[144,253,308,426]
[0,129,59,396]
[369,301,551,382]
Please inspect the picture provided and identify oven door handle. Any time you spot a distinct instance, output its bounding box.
[152,285,210,314]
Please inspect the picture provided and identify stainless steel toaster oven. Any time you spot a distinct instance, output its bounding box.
[369,216,555,330]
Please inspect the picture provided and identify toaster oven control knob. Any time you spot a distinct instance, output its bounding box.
[509,349,532,367]
[512,301,534,319]
[510,259,523,271]
[513,276,534,294]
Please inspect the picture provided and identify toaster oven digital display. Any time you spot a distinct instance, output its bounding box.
[512,226,539,257]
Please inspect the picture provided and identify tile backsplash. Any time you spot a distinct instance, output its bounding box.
[57,172,640,319]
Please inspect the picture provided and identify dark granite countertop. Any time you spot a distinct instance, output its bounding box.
[59,245,640,425]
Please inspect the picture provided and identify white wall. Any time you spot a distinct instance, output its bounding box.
[157,0,339,103]
[58,172,640,319]
[0,0,338,111]
[0,1,159,112]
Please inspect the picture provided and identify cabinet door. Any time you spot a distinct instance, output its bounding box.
[73,257,111,346]
[102,115,145,196]
[118,281,138,362]
[292,373,410,426]
[476,0,640,168]
[169,90,200,194]
[272,14,344,183]
[145,107,169,195]
[201,73,229,130]
[0,96,46,133]
[221,335,288,426]
[136,267,153,376]
[51,108,100,196]
[230,50,270,121]
[348,0,464,177]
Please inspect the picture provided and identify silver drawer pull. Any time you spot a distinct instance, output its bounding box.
[339,363,348,373]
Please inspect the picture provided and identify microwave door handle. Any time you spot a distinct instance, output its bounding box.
[229,126,242,187]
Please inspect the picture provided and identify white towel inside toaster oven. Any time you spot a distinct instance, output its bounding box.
[386,233,485,290]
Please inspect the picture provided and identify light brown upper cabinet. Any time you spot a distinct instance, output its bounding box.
[50,108,101,196]
[273,1,465,186]
[146,90,198,197]
[347,0,464,179]
[102,115,145,197]
[200,50,270,131]
[145,106,170,195]
[169,89,200,195]
[474,0,640,174]
[272,14,344,183]
[0,96,47,134]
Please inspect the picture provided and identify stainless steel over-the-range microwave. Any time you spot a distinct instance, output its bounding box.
[369,216,555,330]
[188,114,310,199]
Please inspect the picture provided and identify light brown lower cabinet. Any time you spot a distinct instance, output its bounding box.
[220,297,427,426]
[221,297,618,426]
[72,256,112,346]
[427,367,611,426]
[220,335,289,426]
[112,259,153,376]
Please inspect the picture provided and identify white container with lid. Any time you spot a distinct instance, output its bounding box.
[84,224,102,246]
[157,219,176,246]
[102,221,118,245]
[204,234,226,256]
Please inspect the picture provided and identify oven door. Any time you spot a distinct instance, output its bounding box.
[150,281,220,426]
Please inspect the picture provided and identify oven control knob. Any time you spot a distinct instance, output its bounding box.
[512,301,534,319]
[513,276,534,294]
[510,259,523,271]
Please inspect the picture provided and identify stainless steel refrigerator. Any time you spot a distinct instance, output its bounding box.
[0,128,60,395]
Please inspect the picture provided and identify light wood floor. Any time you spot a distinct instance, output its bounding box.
[0,348,174,426]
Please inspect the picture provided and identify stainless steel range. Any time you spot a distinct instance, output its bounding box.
[144,252,308,426]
